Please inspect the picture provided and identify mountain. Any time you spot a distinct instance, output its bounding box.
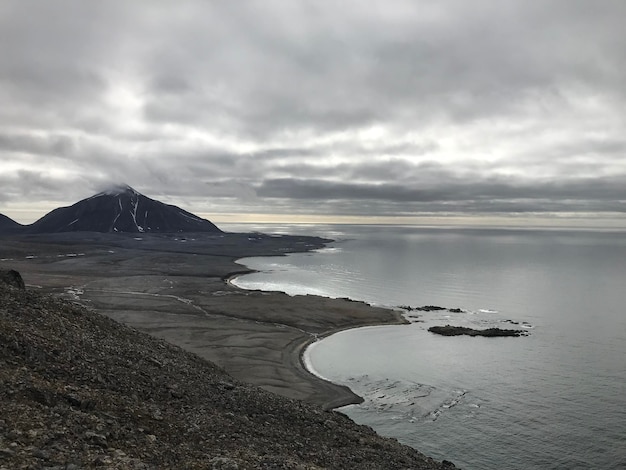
[24,184,222,234]
[0,213,24,234]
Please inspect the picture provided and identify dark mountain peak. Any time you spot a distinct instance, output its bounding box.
[22,185,222,234]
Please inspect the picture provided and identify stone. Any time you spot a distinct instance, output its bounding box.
[85,431,108,448]
[33,448,51,460]
[0,269,25,289]
[209,457,240,469]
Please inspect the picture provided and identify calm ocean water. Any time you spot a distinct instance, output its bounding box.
[225,224,626,470]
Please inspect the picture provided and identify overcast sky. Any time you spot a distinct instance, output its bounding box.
[1,1,625,226]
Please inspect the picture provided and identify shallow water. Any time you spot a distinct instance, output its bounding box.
[227,224,626,470]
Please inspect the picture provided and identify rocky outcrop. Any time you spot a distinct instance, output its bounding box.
[399,305,464,313]
[0,275,456,469]
[428,325,526,337]
[416,305,447,312]
[0,269,25,289]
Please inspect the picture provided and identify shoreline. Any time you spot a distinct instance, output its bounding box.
[224,267,366,410]
[291,312,409,410]
[226,256,410,410]
[0,231,409,409]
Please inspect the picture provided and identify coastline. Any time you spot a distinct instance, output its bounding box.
[291,311,409,410]
[0,231,409,409]
[226,260,410,410]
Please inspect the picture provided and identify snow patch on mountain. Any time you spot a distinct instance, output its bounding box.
[178,211,204,221]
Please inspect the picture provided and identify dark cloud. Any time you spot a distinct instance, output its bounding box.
[257,173,626,213]
[1,1,625,223]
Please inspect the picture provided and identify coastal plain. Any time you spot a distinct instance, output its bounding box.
[0,231,406,410]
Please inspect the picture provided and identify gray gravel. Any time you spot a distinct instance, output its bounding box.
[1,276,457,469]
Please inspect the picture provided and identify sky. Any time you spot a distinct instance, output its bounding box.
[1,1,626,227]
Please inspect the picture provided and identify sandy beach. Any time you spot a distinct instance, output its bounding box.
[0,231,407,409]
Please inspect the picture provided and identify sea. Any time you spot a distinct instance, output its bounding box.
[223,223,626,470]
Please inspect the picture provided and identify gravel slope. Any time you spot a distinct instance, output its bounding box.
[0,277,457,469]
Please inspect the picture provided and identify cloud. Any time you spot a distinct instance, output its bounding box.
[256,172,626,213]
[1,1,626,222]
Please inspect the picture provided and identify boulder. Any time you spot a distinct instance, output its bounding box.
[0,269,25,289]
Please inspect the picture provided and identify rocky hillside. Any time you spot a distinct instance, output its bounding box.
[0,272,456,469]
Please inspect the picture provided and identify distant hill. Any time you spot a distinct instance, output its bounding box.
[4,185,221,234]
[0,213,24,234]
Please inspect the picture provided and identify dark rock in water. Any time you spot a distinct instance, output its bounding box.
[416,305,447,312]
[401,305,465,313]
[0,270,25,289]
[428,324,526,337]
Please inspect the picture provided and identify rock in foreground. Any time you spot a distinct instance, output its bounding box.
[0,269,25,290]
[0,278,455,469]
[428,324,526,337]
